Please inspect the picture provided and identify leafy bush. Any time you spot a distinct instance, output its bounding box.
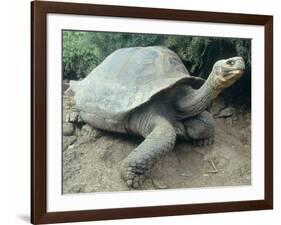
[63,31,99,80]
[63,31,251,80]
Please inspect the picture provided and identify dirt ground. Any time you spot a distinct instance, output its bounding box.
[62,90,251,194]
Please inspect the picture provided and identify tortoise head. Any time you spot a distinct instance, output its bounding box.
[211,56,245,89]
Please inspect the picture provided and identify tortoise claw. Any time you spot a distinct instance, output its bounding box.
[121,163,146,189]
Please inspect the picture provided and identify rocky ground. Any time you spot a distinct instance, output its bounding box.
[62,86,251,194]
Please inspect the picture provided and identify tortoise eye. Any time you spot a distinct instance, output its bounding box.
[226,60,235,66]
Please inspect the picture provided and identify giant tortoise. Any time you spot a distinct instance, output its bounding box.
[69,46,245,188]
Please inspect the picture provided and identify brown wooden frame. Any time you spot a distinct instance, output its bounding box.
[31,1,273,224]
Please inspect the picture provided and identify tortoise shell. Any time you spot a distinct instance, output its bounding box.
[70,46,204,132]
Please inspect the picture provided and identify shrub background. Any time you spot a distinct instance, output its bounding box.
[63,30,251,105]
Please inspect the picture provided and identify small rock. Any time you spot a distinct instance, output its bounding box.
[63,136,77,150]
[63,122,74,136]
[75,125,104,144]
[79,124,92,135]
[68,144,75,149]
[63,80,70,92]
[215,156,230,169]
[68,111,79,123]
[64,113,70,122]
[210,96,226,115]
[152,178,168,189]
[64,87,75,97]
[215,107,236,118]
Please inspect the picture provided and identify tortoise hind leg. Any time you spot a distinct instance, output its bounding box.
[183,111,216,146]
[121,116,176,188]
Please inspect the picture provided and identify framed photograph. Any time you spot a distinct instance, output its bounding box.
[31,1,273,224]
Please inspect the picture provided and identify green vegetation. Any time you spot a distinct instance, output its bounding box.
[63,30,251,104]
[63,30,251,80]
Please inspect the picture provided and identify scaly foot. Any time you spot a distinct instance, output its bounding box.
[121,162,146,188]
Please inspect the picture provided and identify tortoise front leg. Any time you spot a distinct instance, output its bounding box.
[121,117,176,188]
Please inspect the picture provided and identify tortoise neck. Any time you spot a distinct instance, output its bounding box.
[175,72,221,118]
[204,72,224,98]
